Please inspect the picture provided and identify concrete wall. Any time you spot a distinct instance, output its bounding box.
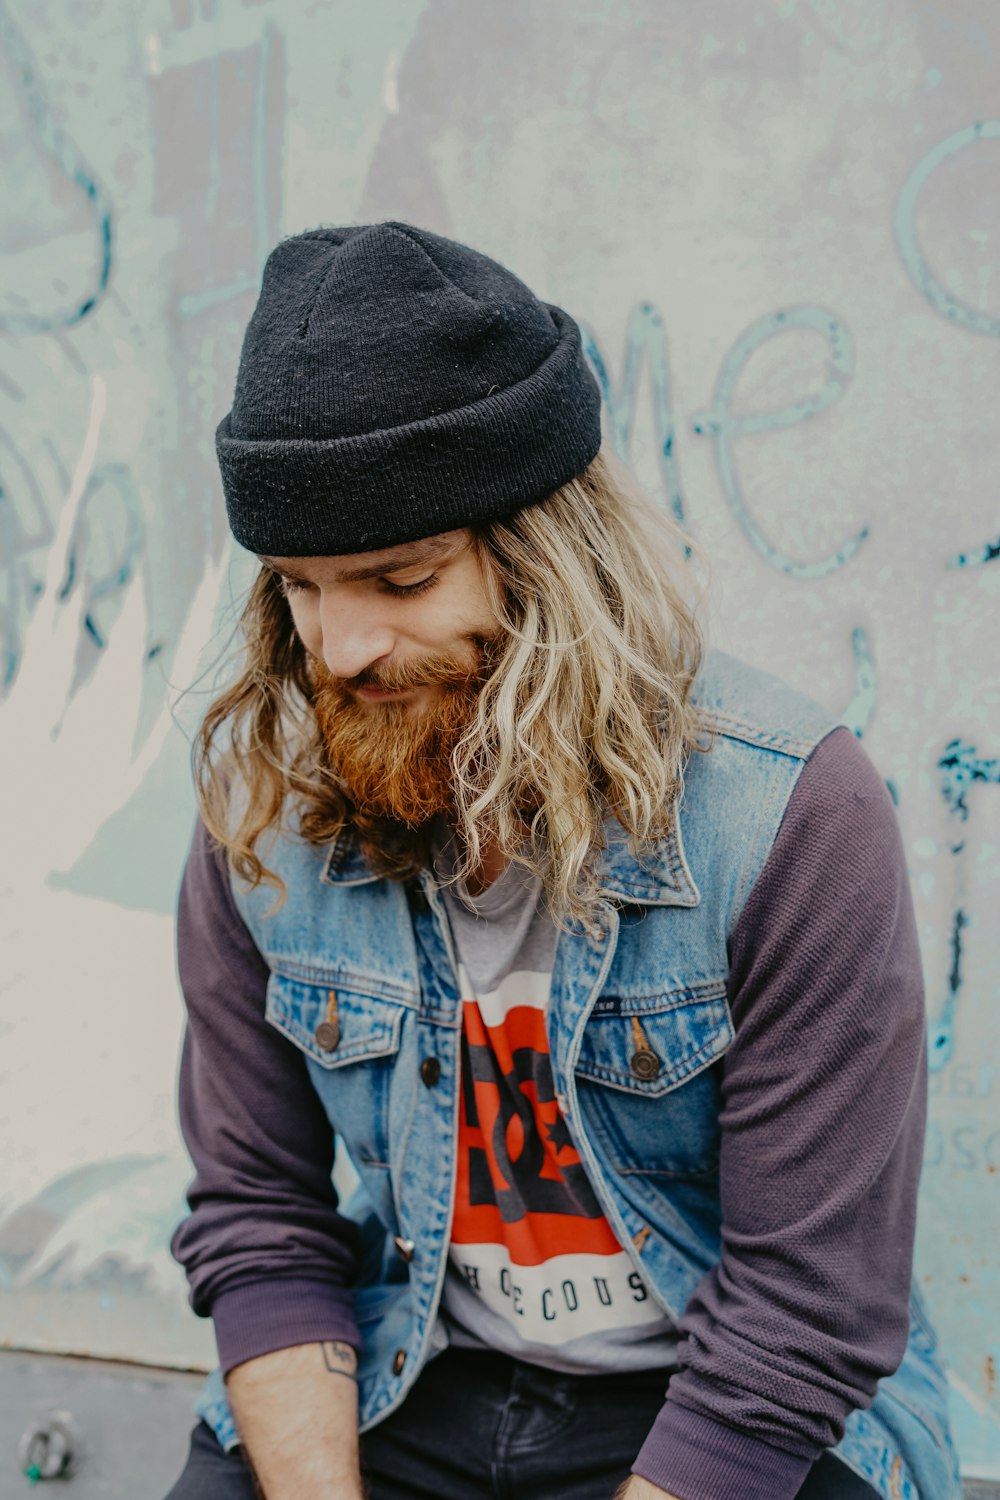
[0,0,997,1479]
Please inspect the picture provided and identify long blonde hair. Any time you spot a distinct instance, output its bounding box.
[194,443,707,925]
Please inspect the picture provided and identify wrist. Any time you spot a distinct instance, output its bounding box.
[615,1478,681,1500]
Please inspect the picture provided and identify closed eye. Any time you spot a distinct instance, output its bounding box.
[379,574,438,598]
[274,571,440,599]
[276,575,313,597]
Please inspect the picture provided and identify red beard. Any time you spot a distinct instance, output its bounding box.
[310,643,491,828]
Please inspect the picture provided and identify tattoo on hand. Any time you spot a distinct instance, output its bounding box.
[321,1340,358,1379]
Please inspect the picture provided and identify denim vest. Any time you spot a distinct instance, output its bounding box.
[193,649,961,1499]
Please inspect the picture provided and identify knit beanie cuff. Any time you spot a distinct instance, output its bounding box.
[217,303,600,558]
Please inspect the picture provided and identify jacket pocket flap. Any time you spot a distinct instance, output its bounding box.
[576,985,732,1096]
[266,972,406,1069]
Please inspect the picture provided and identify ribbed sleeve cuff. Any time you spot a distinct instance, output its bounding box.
[632,1401,813,1500]
[211,1278,360,1376]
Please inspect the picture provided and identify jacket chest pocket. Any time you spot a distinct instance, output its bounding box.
[265,971,413,1169]
[574,985,733,1178]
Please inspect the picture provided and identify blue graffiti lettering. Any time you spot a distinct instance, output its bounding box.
[0,424,52,685]
[928,741,1000,1070]
[938,740,1000,823]
[59,465,145,650]
[895,121,1000,340]
[0,3,113,332]
[948,533,1000,571]
[580,303,688,538]
[840,626,877,738]
[690,307,868,578]
[896,122,1000,570]
[0,450,143,692]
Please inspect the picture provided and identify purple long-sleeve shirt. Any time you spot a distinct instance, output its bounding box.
[171,727,927,1499]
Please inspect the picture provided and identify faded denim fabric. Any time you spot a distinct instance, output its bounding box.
[194,650,961,1500]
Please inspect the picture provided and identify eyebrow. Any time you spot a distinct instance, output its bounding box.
[258,536,458,584]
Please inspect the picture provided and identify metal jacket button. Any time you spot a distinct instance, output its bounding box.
[420,1056,441,1087]
[630,1048,661,1081]
[628,1015,660,1080]
[392,1349,406,1375]
[314,991,340,1052]
[393,1235,415,1261]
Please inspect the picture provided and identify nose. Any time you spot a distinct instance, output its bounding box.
[317,589,396,681]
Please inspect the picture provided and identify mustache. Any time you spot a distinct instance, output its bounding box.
[312,636,498,697]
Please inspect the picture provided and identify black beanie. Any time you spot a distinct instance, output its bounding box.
[216,221,602,556]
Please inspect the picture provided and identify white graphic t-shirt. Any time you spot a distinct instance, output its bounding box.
[433,838,679,1374]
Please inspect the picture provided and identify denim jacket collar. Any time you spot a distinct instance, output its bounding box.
[319,809,700,908]
[320,830,380,888]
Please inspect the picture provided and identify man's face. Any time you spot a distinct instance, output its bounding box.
[261,529,502,825]
[261,528,497,707]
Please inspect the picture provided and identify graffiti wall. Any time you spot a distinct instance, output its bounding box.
[1,0,997,1479]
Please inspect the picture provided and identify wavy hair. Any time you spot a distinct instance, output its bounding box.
[194,443,708,926]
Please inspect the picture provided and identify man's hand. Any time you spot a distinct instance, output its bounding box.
[614,1476,682,1500]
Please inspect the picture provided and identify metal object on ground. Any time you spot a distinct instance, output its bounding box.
[17,1411,82,1483]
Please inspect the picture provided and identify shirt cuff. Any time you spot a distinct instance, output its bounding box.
[211,1278,360,1376]
[632,1400,813,1500]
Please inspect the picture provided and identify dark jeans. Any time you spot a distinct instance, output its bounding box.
[164,1347,881,1499]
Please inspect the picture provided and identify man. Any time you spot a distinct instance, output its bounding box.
[167,221,959,1500]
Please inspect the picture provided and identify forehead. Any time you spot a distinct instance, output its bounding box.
[258,529,469,582]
